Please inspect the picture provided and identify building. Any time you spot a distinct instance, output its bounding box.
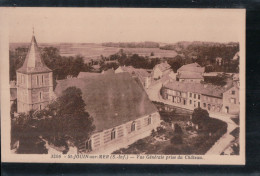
[152,62,172,80]
[222,85,240,114]
[161,80,239,115]
[216,57,223,66]
[115,66,152,88]
[176,63,205,83]
[55,72,160,153]
[16,34,53,113]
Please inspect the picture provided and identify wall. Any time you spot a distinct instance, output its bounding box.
[152,67,162,79]
[16,71,53,113]
[222,86,239,115]
[179,78,203,83]
[201,95,222,113]
[85,112,161,154]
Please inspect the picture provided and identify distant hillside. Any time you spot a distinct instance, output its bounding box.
[102,42,160,48]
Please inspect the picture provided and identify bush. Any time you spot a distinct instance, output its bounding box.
[174,123,183,134]
[194,119,227,154]
[170,134,183,144]
[151,129,156,137]
[156,126,166,135]
[186,126,193,131]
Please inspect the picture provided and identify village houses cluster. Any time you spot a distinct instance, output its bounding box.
[10,34,240,154]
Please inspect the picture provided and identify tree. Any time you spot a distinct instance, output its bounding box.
[46,87,96,148]
[160,109,177,124]
[192,108,210,128]
[170,123,183,144]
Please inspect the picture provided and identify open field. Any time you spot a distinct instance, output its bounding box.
[10,43,178,63]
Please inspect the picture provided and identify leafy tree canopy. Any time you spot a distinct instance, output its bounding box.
[192,108,210,125]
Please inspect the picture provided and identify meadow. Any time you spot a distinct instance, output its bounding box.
[10,43,178,63]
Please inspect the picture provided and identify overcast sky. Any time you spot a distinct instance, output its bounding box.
[3,8,245,43]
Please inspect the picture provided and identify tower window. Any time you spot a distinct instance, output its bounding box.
[42,75,44,85]
[36,75,39,85]
[39,105,42,110]
[39,92,42,100]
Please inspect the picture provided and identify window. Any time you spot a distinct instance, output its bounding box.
[232,90,235,95]
[190,100,192,104]
[85,139,92,151]
[194,101,196,107]
[36,75,39,85]
[148,116,152,125]
[190,93,192,97]
[39,105,42,110]
[198,95,200,99]
[184,99,186,105]
[111,128,116,140]
[194,94,196,99]
[39,92,42,100]
[42,75,44,85]
[198,102,200,108]
[230,98,236,104]
[131,121,136,132]
[203,103,206,108]
[208,104,211,111]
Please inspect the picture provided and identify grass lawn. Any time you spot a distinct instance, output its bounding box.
[113,107,227,155]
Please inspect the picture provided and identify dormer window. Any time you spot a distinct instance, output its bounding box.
[111,128,116,140]
[148,116,152,125]
[131,121,136,132]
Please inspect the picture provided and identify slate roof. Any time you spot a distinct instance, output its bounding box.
[17,35,52,74]
[178,63,205,73]
[55,72,157,132]
[164,80,232,98]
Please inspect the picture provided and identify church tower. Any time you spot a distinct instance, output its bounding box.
[16,33,53,113]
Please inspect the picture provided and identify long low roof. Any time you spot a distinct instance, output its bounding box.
[178,72,203,79]
[55,72,157,132]
[164,80,232,98]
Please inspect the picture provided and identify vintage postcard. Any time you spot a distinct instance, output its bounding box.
[1,8,245,164]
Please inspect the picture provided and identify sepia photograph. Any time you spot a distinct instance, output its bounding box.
[1,8,245,164]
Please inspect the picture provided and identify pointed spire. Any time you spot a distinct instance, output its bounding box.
[17,34,51,74]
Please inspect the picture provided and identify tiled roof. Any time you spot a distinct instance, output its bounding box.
[164,80,232,98]
[17,35,52,74]
[55,72,157,132]
[178,63,205,73]
[155,62,171,72]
